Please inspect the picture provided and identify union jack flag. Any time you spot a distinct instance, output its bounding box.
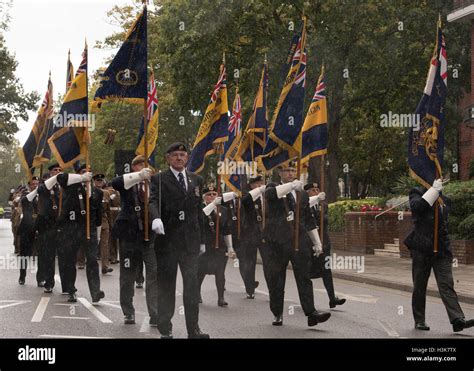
[312,77,326,102]
[228,93,241,136]
[211,65,226,102]
[75,46,87,77]
[147,71,158,120]
[293,38,307,88]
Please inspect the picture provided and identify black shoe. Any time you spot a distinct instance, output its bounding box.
[149,316,158,327]
[37,281,45,288]
[329,297,346,309]
[453,318,474,332]
[77,265,85,270]
[254,281,259,289]
[18,278,25,285]
[308,310,331,327]
[160,331,173,339]
[415,322,430,331]
[92,290,105,303]
[124,314,135,324]
[102,267,113,274]
[67,293,77,302]
[188,329,210,339]
[272,314,283,326]
[246,293,255,299]
[44,287,53,294]
[136,282,143,289]
[217,298,228,307]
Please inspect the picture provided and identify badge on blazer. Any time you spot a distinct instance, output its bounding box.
[256,215,262,222]
[209,221,215,227]
[232,216,237,221]
[287,211,294,222]
[254,204,259,209]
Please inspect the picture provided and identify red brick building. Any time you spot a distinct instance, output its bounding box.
[448,1,474,180]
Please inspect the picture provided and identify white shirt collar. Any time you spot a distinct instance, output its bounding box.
[170,166,186,179]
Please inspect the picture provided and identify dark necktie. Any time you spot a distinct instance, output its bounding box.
[287,192,296,212]
[178,172,186,191]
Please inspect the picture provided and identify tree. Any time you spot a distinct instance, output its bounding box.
[0,1,39,145]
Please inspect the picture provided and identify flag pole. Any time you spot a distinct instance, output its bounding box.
[142,3,149,242]
[84,40,91,240]
[215,53,225,248]
[320,154,325,247]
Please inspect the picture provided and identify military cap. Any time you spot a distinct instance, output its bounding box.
[48,163,61,171]
[93,173,106,181]
[248,175,263,184]
[202,185,217,194]
[166,142,187,154]
[304,182,319,191]
[131,155,146,166]
[74,162,87,173]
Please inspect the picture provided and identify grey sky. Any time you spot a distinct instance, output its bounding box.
[4,0,140,145]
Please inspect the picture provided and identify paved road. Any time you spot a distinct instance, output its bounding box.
[0,219,473,339]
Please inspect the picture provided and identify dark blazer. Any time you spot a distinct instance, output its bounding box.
[263,182,316,248]
[17,193,38,235]
[309,203,331,252]
[36,182,61,232]
[240,192,265,245]
[111,175,159,242]
[57,173,103,228]
[404,187,451,257]
[201,204,232,252]
[151,168,204,253]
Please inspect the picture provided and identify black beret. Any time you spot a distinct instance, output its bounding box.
[48,163,61,171]
[248,175,263,184]
[93,173,105,180]
[278,159,297,170]
[304,182,319,191]
[74,163,87,173]
[202,185,217,194]
[166,142,187,154]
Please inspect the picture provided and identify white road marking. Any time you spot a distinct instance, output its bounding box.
[51,316,90,320]
[31,297,50,322]
[314,289,378,304]
[140,316,151,333]
[53,303,79,306]
[99,301,122,310]
[377,320,400,337]
[0,300,31,310]
[39,334,110,339]
[77,297,113,323]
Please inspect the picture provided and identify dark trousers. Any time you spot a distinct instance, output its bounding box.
[119,239,158,318]
[156,243,200,335]
[37,228,59,289]
[135,252,145,284]
[59,223,101,298]
[198,253,227,300]
[320,249,336,302]
[235,243,257,295]
[18,230,39,282]
[267,241,316,317]
[412,250,464,324]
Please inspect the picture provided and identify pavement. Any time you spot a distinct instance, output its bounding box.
[0,219,473,338]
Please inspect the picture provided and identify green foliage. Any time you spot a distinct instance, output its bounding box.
[0,140,24,204]
[391,175,418,195]
[458,214,474,241]
[442,180,474,240]
[328,198,382,232]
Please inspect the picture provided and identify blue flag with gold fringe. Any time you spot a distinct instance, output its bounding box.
[92,7,147,108]
[296,66,328,171]
[48,44,90,169]
[236,61,268,166]
[222,91,243,195]
[259,18,307,171]
[18,75,54,179]
[187,61,229,173]
[408,21,447,188]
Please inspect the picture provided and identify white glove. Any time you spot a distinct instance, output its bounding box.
[222,191,238,203]
[44,174,58,190]
[317,192,326,201]
[202,197,222,216]
[152,218,165,235]
[432,179,443,192]
[139,168,152,181]
[292,180,303,192]
[97,226,102,242]
[249,185,266,201]
[307,228,323,257]
[81,172,93,183]
[26,189,38,202]
[309,196,319,208]
[199,244,206,256]
[422,179,442,206]
[110,193,116,200]
[276,182,294,198]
